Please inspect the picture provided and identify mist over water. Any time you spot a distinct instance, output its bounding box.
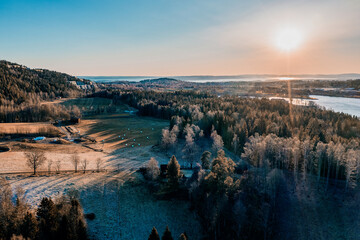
[80,74,360,83]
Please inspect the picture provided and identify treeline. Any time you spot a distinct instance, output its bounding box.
[93,90,360,140]
[0,100,81,123]
[291,78,360,90]
[242,134,360,188]
[91,90,360,183]
[147,226,188,240]
[0,178,88,240]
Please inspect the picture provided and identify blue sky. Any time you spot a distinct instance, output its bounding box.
[1,0,359,75]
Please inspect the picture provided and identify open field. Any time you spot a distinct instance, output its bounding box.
[77,115,168,150]
[0,98,169,173]
[6,170,202,240]
[0,98,201,239]
[0,122,61,136]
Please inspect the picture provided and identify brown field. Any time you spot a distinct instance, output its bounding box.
[0,98,169,174]
[0,122,60,135]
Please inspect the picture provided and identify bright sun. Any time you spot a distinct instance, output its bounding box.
[274,28,303,52]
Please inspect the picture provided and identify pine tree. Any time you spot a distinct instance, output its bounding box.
[179,232,188,240]
[37,197,59,239]
[68,199,88,240]
[58,215,72,240]
[77,219,88,240]
[167,156,181,187]
[162,226,173,240]
[20,212,38,240]
[148,227,160,240]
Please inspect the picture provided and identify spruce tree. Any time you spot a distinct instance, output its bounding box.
[179,233,187,240]
[77,219,88,240]
[162,226,173,240]
[167,155,181,188]
[37,197,59,239]
[20,212,38,240]
[58,215,72,240]
[148,227,160,240]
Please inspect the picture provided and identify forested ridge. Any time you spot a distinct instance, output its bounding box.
[0,60,84,105]
[0,61,87,122]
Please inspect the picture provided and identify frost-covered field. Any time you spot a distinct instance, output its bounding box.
[6,172,202,239]
[5,146,202,240]
[83,178,201,239]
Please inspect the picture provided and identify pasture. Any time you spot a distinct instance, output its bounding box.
[77,114,168,150]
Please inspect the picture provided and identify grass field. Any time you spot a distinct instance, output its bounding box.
[61,97,169,149]
[78,114,168,150]
[61,97,130,114]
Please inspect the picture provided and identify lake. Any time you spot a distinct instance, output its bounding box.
[309,95,360,117]
[81,76,360,117]
[269,95,360,117]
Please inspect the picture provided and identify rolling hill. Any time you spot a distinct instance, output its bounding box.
[0,60,91,104]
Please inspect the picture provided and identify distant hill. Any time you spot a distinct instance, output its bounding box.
[139,78,181,85]
[0,60,88,104]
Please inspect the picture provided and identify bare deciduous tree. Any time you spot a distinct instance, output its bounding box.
[47,159,53,174]
[81,159,88,173]
[96,158,103,172]
[71,154,80,173]
[183,124,198,168]
[55,160,61,173]
[211,128,224,153]
[25,152,46,175]
[145,157,160,180]
[161,125,178,150]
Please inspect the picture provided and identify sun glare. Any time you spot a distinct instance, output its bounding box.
[274,27,303,52]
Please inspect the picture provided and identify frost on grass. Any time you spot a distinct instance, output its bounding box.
[83,179,201,240]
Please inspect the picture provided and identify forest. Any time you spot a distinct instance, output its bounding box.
[83,89,360,239]
[0,61,85,105]
[93,89,360,188]
[0,61,92,122]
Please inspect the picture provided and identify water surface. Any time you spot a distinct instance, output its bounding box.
[309,95,360,117]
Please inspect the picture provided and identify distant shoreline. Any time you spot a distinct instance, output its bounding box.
[80,74,360,83]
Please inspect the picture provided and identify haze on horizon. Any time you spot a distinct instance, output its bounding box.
[1,0,359,76]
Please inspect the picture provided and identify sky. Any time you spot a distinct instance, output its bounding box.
[0,0,359,76]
